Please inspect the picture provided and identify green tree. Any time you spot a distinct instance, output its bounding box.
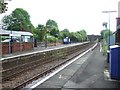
[59,29,70,39]
[46,19,59,37]
[70,32,80,42]
[34,24,46,42]
[59,29,88,42]
[2,8,34,32]
[77,30,88,41]
[46,35,57,43]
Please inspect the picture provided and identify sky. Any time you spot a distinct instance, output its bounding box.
[0,0,120,35]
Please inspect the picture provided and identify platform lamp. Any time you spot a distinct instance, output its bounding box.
[9,15,13,53]
[27,24,34,48]
[9,15,17,53]
[45,25,50,48]
[18,16,26,50]
[54,34,58,46]
[102,10,117,62]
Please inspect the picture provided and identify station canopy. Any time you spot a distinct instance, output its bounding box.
[0,29,33,36]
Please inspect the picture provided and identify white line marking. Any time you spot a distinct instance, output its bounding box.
[30,43,97,89]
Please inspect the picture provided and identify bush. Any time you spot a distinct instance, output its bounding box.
[47,35,58,43]
[101,39,107,55]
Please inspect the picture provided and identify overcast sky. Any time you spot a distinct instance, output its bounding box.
[0,0,120,35]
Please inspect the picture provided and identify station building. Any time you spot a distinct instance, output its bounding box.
[0,29,33,54]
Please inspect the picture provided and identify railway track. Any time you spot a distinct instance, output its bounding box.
[1,42,96,90]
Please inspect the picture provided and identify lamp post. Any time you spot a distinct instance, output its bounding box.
[9,15,12,53]
[102,10,117,62]
[45,25,50,48]
[9,15,17,53]
[28,24,34,48]
[9,15,16,53]
[44,26,47,48]
[17,16,26,50]
[54,34,58,46]
[45,34,47,48]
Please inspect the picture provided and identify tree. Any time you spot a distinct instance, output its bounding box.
[59,29,70,39]
[2,8,34,32]
[46,19,59,37]
[70,32,81,42]
[77,30,88,41]
[59,29,88,42]
[34,24,46,42]
[46,35,57,43]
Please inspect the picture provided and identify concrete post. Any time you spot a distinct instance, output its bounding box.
[118,1,120,17]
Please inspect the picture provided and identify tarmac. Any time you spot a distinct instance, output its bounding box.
[30,43,120,90]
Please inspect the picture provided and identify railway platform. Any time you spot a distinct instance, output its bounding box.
[29,43,120,90]
[1,43,64,58]
[1,43,85,58]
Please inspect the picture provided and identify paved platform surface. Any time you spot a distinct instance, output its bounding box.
[33,44,120,90]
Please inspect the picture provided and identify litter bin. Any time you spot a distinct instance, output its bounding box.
[110,45,120,80]
[34,38,37,47]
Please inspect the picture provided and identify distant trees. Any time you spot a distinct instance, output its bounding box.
[77,30,87,41]
[59,29,88,43]
[59,29,71,39]
[35,22,88,43]
[70,32,82,42]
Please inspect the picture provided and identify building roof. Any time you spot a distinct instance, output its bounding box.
[0,29,33,36]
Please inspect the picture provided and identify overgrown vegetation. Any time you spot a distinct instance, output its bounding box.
[101,39,108,55]
[100,30,113,55]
